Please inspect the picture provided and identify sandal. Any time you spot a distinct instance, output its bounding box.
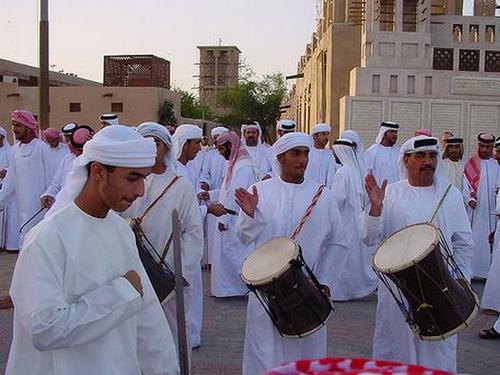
[478,327,500,339]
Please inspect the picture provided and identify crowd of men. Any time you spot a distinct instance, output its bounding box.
[0,109,499,375]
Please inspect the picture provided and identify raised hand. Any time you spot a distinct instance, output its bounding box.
[235,186,259,218]
[365,173,387,217]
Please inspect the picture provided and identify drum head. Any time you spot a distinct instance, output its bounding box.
[373,223,439,273]
[241,237,299,286]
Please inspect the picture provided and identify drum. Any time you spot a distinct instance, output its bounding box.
[372,223,478,341]
[241,237,333,338]
[131,221,187,303]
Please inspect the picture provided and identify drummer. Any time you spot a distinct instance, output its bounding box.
[363,135,474,372]
[235,132,348,375]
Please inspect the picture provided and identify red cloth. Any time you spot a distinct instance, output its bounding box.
[216,131,250,188]
[464,154,481,193]
[43,127,61,140]
[11,109,39,137]
[264,357,453,375]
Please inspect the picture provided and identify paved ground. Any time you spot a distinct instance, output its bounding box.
[1,252,499,374]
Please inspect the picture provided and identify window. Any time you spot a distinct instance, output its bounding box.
[69,102,81,112]
[380,0,395,32]
[452,25,463,42]
[459,49,480,71]
[485,51,500,72]
[389,75,398,93]
[111,102,124,112]
[486,25,496,43]
[402,0,417,32]
[424,76,432,95]
[469,25,479,43]
[372,74,381,93]
[407,75,415,94]
[433,48,454,70]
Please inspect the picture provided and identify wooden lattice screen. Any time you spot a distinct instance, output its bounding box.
[103,55,170,89]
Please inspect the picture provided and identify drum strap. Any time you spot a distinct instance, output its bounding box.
[291,185,325,240]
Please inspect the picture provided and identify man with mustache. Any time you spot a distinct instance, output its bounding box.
[363,135,474,372]
[463,132,500,279]
[441,137,465,192]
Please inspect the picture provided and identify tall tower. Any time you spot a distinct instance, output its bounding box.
[197,46,240,116]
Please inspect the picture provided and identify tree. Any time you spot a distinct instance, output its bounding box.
[158,100,177,126]
[175,89,213,120]
[216,73,287,142]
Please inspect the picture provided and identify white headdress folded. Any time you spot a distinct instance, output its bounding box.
[211,126,229,138]
[99,113,119,126]
[46,125,156,217]
[375,121,399,144]
[272,132,312,175]
[276,119,296,132]
[137,122,174,169]
[0,127,11,148]
[311,123,332,136]
[171,124,202,161]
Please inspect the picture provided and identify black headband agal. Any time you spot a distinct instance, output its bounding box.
[414,138,438,148]
[333,139,355,147]
[381,121,399,130]
[280,122,295,130]
[445,137,463,144]
[478,132,495,144]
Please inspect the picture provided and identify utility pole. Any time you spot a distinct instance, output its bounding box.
[39,0,49,130]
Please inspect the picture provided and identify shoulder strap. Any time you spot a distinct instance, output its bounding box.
[140,175,181,221]
[428,184,452,225]
[291,185,325,240]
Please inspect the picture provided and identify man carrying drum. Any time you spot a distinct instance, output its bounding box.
[363,135,474,373]
[235,132,348,375]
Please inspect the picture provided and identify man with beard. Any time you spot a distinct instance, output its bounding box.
[464,132,500,279]
[363,135,473,372]
[442,137,465,192]
[42,128,69,178]
[305,123,338,188]
[365,121,400,184]
[240,121,272,178]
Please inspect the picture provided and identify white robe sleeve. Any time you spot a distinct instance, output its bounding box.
[218,167,255,227]
[362,209,384,248]
[43,158,67,198]
[11,236,144,351]
[462,175,473,205]
[0,154,16,204]
[237,184,268,245]
[41,142,53,190]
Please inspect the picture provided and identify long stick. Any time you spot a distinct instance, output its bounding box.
[428,184,452,224]
[172,210,189,375]
[19,207,46,233]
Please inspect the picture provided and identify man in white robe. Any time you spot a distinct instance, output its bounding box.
[6,125,179,375]
[235,132,348,375]
[0,127,20,252]
[124,122,204,368]
[463,132,500,279]
[441,137,465,192]
[363,135,474,372]
[41,126,95,211]
[305,123,338,188]
[61,122,78,144]
[209,131,257,297]
[264,120,298,179]
[43,127,69,178]
[241,121,272,178]
[0,110,51,241]
[331,137,377,301]
[365,121,400,184]
[200,126,228,266]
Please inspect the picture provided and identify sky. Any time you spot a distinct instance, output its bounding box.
[1,0,318,92]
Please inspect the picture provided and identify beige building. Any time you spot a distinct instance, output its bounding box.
[0,58,180,132]
[291,0,500,152]
[290,0,362,138]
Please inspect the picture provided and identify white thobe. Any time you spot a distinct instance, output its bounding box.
[174,160,204,348]
[365,144,400,184]
[245,145,272,178]
[0,145,20,250]
[463,159,500,278]
[45,143,69,178]
[0,139,51,242]
[305,147,338,189]
[43,152,76,199]
[124,170,204,367]
[211,158,257,297]
[237,177,349,375]
[330,167,377,301]
[441,159,465,192]
[6,203,178,375]
[187,148,209,190]
[200,149,227,265]
[363,180,474,372]
[481,192,500,312]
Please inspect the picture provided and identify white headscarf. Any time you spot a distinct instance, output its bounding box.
[375,121,399,144]
[171,124,202,161]
[137,122,175,170]
[272,132,312,175]
[99,113,119,126]
[399,135,448,191]
[241,121,262,146]
[311,123,331,136]
[333,138,367,210]
[276,119,296,132]
[0,127,11,148]
[211,126,228,139]
[46,125,156,217]
[341,129,367,171]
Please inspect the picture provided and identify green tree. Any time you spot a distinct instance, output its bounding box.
[176,89,213,120]
[158,100,177,126]
[216,73,287,142]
